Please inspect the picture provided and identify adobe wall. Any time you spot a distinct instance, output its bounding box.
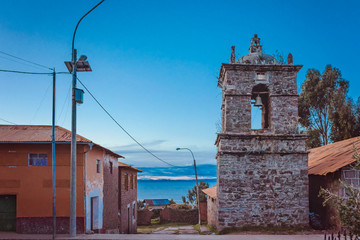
[84,145,104,232]
[0,143,86,233]
[200,201,207,222]
[102,153,119,233]
[118,168,138,234]
[207,196,218,228]
[309,172,341,230]
[137,209,152,226]
[309,166,360,230]
[160,208,197,224]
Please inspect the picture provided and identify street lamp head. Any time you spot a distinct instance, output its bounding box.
[176,148,181,151]
[78,55,88,62]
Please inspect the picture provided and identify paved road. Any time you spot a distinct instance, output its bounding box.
[0,232,324,240]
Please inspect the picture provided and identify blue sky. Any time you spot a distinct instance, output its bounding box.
[0,0,359,168]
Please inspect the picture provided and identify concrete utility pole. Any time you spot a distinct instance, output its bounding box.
[66,0,104,237]
[176,148,201,226]
[52,69,56,240]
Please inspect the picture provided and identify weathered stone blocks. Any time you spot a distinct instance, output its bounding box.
[215,39,309,230]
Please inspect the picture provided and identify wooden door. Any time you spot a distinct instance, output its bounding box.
[0,195,16,232]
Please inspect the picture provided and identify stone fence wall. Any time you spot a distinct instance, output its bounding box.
[137,208,198,226]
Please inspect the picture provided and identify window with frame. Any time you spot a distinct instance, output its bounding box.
[130,175,133,189]
[135,176,137,189]
[28,153,47,166]
[96,160,101,173]
[109,161,113,174]
[124,173,128,191]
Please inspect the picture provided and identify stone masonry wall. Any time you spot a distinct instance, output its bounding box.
[220,65,302,135]
[217,150,308,229]
[216,64,308,230]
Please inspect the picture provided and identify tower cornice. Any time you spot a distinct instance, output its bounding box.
[218,64,303,87]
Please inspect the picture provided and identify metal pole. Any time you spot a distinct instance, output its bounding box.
[178,148,201,225]
[70,49,77,238]
[188,149,201,226]
[52,69,56,240]
[69,1,104,236]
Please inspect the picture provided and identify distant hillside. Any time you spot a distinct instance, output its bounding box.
[137,164,216,180]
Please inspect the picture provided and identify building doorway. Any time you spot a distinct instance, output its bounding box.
[0,195,16,231]
[127,206,130,234]
[90,197,99,231]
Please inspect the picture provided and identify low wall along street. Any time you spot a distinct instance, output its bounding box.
[137,208,198,226]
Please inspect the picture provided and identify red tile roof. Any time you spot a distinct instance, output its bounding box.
[202,185,217,199]
[308,137,360,175]
[118,162,143,172]
[0,125,123,158]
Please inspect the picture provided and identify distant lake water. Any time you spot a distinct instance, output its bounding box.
[138,179,217,204]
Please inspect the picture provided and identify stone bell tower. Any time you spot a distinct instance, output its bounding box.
[215,34,308,229]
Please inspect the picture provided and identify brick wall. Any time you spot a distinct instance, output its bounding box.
[137,209,152,226]
[160,208,198,224]
[118,167,138,233]
[102,154,119,233]
[200,201,207,222]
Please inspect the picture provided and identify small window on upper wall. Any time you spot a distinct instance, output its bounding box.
[96,160,101,173]
[124,173,129,191]
[130,175,134,189]
[28,153,47,166]
[135,176,137,189]
[109,161,113,174]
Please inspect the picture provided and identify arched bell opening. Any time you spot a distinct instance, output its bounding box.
[251,84,270,129]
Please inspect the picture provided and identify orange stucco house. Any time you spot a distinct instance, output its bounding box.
[0,125,141,234]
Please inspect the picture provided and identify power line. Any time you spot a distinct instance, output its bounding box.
[0,69,51,75]
[77,77,178,167]
[30,80,52,124]
[0,66,178,167]
[0,69,70,75]
[57,82,72,124]
[0,50,53,71]
[0,118,17,125]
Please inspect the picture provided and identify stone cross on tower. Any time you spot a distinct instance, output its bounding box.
[249,34,262,53]
[214,35,309,231]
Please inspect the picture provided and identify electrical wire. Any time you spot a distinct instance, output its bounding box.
[0,69,51,75]
[30,80,52,124]
[0,66,179,167]
[57,82,72,124]
[0,118,17,125]
[77,77,178,167]
[0,50,53,71]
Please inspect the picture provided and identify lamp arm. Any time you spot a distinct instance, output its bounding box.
[71,0,105,61]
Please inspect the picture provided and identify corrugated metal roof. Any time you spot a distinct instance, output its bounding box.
[0,125,91,142]
[202,185,217,199]
[144,199,171,206]
[118,162,143,172]
[308,137,360,175]
[0,125,123,158]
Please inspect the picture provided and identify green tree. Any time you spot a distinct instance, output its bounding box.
[319,146,360,234]
[299,65,358,147]
[182,181,209,205]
